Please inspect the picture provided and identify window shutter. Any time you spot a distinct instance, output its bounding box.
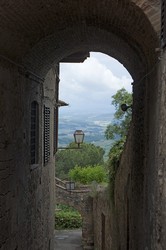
[161,0,166,48]
[44,106,50,164]
[31,101,39,164]
[54,108,58,154]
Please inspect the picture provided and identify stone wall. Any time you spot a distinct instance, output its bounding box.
[93,130,132,250]
[93,191,113,250]
[0,50,165,250]
[55,183,94,249]
[153,48,166,250]
[93,53,166,250]
[0,58,57,250]
[0,1,162,250]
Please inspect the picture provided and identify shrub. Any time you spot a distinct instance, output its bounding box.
[55,205,82,229]
[69,165,107,184]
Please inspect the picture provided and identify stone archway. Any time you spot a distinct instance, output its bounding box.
[0,1,162,249]
[0,1,159,77]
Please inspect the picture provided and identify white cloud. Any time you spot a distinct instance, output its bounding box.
[59,52,133,114]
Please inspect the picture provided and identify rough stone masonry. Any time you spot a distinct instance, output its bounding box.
[0,1,165,250]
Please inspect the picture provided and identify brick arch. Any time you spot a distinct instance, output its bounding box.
[131,0,160,33]
[23,25,147,80]
[0,0,159,80]
[22,1,158,80]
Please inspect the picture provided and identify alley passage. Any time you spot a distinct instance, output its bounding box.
[54,229,83,250]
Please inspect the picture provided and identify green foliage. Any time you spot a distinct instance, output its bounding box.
[55,204,82,229]
[108,138,125,168]
[105,88,132,202]
[105,88,132,140]
[55,142,105,179]
[107,138,125,200]
[56,204,76,212]
[69,165,107,184]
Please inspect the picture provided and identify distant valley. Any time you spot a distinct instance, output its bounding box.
[58,112,114,159]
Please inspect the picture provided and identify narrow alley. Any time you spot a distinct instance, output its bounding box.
[54,229,83,250]
[0,1,165,249]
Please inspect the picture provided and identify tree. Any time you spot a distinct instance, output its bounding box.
[105,88,132,201]
[105,88,132,141]
[55,142,105,179]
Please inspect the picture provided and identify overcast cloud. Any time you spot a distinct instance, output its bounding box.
[59,52,133,115]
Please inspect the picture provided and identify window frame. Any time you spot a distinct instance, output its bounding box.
[30,101,39,165]
[44,105,51,164]
[161,0,166,48]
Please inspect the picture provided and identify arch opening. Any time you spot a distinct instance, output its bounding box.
[0,1,161,249]
[0,0,159,81]
[58,52,133,156]
[23,21,157,81]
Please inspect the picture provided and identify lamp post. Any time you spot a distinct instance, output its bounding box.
[74,130,85,148]
[121,104,132,112]
[66,181,75,191]
[57,130,85,150]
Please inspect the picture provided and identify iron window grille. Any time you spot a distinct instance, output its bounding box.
[44,106,50,164]
[54,108,58,154]
[30,101,39,164]
[161,0,166,48]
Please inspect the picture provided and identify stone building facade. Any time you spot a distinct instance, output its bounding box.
[0,62,58,249]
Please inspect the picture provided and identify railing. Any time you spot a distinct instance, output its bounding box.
[55,177,66,189]
[55,177,91,193]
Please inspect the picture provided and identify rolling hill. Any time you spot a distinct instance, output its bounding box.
[58,112,114,159]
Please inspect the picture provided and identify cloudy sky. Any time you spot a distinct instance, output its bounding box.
[59,52,133,115]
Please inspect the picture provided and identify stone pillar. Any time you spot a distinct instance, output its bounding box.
[82,196,94,250]
[153,49,166,250]
[0,59,27,250]
[129,77,146,250]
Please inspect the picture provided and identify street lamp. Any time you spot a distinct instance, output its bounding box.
[57,130,85,150]
[74,130,85,148]
[121,104,132,112]
[66,181,75,191]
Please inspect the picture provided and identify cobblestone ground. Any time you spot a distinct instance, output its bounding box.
[54,229,83,250]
